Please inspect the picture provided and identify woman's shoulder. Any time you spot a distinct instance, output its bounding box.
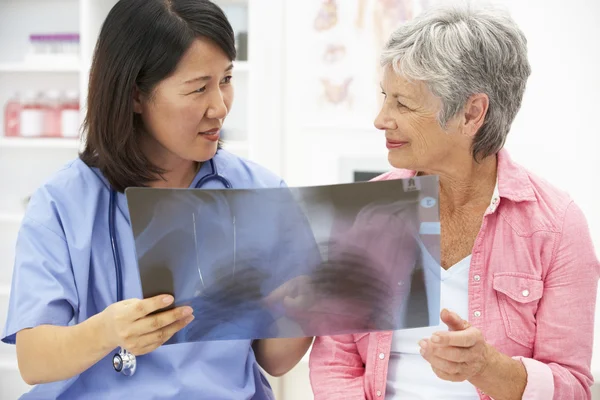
[31,158,105,201]
[216,149,284,188]
[23,158,106,231]
[505,163,579,233]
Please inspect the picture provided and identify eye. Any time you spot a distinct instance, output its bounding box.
[191,86,206,94]
[221,75,233,85]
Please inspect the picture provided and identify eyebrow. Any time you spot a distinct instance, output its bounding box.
[183,63,234,85]
[380,83,413,101]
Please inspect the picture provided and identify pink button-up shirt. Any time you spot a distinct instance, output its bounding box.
[309,149,600,399]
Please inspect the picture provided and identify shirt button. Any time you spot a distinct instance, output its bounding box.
[376,390,382,397]
[379,353,385,360]
[522,289,530,297]
[473,275,481,282]
[474,311,481,317]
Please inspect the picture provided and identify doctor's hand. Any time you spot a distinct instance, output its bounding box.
[419,309,493,382]
[99,295,194,356]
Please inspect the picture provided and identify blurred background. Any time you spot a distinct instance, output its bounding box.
[0,0,598,398]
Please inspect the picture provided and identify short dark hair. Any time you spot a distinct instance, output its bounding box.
[80,0,236,192]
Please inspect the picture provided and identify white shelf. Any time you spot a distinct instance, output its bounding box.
[0,61,80,73]
[0,213,23,224]
[0,137,80,149]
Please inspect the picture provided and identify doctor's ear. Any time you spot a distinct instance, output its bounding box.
[132,85,143,114]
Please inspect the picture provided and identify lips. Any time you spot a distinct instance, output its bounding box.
[386,139,408,149]
[199,128,220,142]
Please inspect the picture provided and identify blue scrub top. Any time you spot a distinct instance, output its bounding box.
[1,150,285,400]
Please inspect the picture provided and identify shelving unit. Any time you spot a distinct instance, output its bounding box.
[0,137,81,149]
[0,62,80,73]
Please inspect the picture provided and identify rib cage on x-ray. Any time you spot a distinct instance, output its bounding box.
[125,176,440,343]
[192,211,238,293]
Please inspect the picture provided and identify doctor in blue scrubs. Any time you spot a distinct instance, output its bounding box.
[1,0,312,398]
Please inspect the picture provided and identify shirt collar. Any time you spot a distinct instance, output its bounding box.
[393,148,536,205]
[495,148,536,203]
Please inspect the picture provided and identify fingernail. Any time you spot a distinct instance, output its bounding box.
[418,339,428,349]
[431,334,440,343]
[163,295,174,304]
[183,307,193,316]
[185,315,195,323]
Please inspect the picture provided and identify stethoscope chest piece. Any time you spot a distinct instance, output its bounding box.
[113,348,137,376]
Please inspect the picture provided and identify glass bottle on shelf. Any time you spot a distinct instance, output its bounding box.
[4,93,21,137]
[60,90,80,138]
[44,90,62,137]
[20,91,44,138]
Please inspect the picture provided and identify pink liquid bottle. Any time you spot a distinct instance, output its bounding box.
[20,91,44,138]
[43,90,62,137]
[60,90,80,138]
[4,92,21,137]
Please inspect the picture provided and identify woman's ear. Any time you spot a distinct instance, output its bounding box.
[133,86,143,114]
[462,93,489,138]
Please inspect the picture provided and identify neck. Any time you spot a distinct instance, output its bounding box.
[151,159,200,189]
[420,153,497,212]
[142,137,199,189]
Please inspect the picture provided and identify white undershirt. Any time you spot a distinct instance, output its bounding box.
[385,253,479,399]
[385,181,499,399]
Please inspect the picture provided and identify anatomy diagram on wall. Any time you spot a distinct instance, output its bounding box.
[302,0,429,128]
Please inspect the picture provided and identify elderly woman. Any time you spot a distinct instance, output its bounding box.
[309,4,599,400]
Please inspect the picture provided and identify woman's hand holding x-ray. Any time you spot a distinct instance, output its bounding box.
[99,295,194,355]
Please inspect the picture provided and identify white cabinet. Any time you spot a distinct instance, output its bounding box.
[0,0,81,395]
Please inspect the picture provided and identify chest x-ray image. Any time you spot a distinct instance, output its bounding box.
[125,175,440,344]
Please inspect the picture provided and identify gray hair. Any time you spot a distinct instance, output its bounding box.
[381,2,531,160]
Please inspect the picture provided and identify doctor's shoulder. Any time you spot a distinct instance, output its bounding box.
[23,158,106,229]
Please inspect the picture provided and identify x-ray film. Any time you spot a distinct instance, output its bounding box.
[125,176,440,344]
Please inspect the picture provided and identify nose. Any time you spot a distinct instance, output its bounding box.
[374,106,397,131]
[206,88,228,120]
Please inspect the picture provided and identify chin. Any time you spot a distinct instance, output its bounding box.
[190,142,218,163]
[388,151,414,170]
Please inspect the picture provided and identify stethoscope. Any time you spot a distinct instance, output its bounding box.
[109,158,232,376]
